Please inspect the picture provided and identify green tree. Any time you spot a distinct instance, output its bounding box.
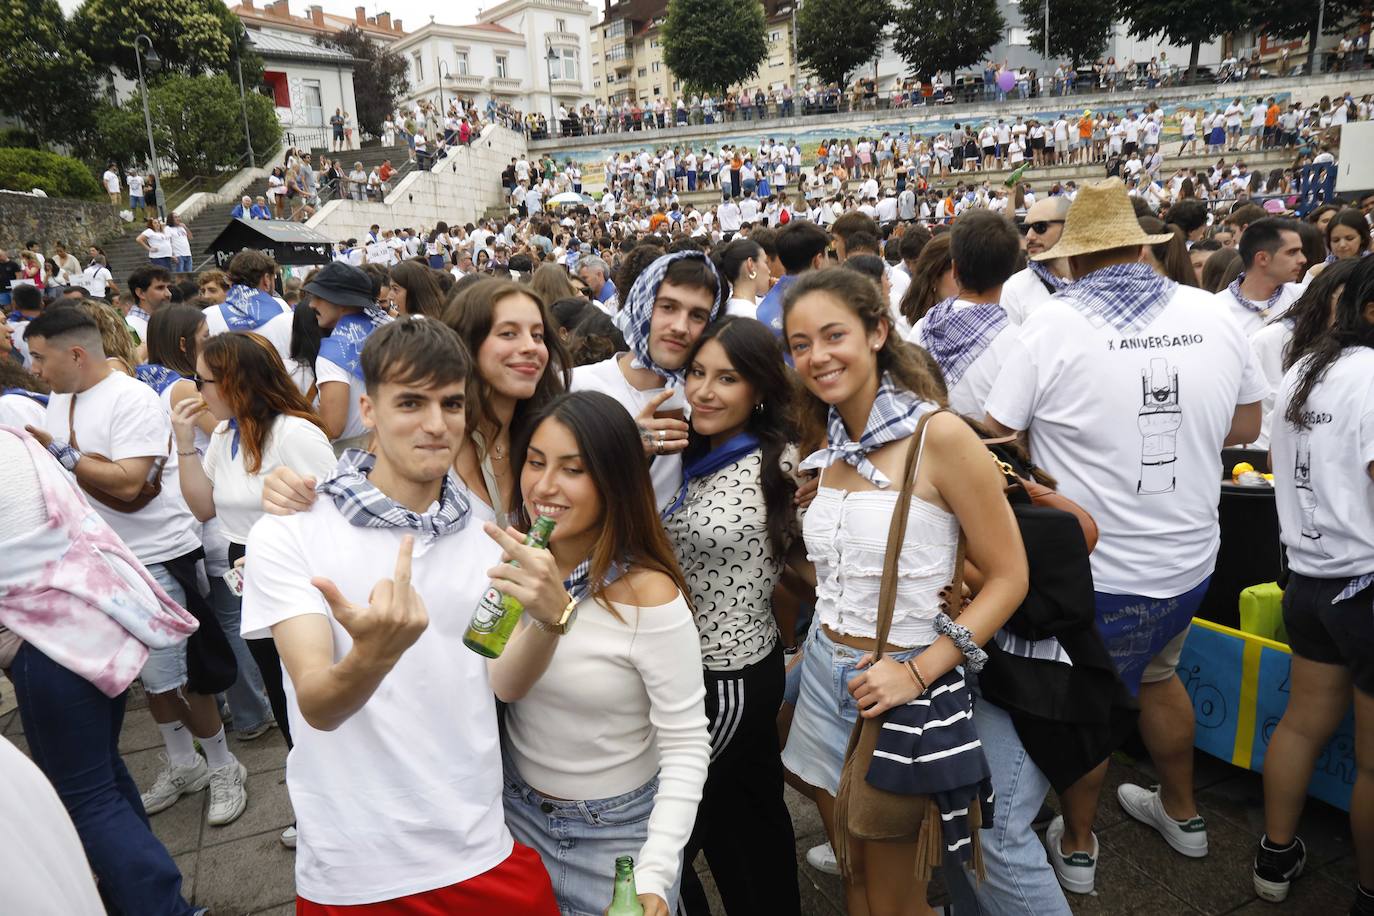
[72,0,243,79]
[1116,0,1244,80]
[1252,0,1363,76]
[661,0,768,96]
[796,0,892,87]
[1017,0,1115,66]
[0,0,101,146]
[0,148,103,199]
[315,27,409,139]
[892,0,1004,81]
[96,74,281,177]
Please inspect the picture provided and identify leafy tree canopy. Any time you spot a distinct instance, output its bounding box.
[0,0,100,146]
[316,27,409,138]
[1017,0,1114,67]
[73,0,243,80]
[797,0,892,87]
[661,0,768,97]
[892,0,1004,82]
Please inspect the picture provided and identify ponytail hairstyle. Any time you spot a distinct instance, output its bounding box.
[1140,216,1198,287]
[782,267,947,450]
[898,233,953,325]
[710,238,765,288]
[682,315,797,557]
[1285,257,1374,429]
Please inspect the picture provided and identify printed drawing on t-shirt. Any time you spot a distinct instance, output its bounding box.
[1293,432,1331,556]
[1137,357,1181,495]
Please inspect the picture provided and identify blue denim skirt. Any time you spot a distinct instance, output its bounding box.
[502,758,681,916]
[780,624,923,797]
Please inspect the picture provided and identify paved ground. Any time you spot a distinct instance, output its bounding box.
[0,679,1357,915]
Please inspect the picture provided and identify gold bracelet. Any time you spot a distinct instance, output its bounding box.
[906,659,928,693]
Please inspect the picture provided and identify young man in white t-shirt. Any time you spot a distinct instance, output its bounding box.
[202,250,290,342]
[241,318,560,912]
[1000,196,1071,325]
[570,252,720,510]
[125,264,173,344]
[984,179,1268,898]
[24,308,249,829]
[102,163,121,206]
[306,262,387,446]
[1213,217,1307,337]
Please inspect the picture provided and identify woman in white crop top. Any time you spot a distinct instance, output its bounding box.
[780,268,1027,916]
[488,391,709,916]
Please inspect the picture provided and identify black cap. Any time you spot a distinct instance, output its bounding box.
[303,262,374,310]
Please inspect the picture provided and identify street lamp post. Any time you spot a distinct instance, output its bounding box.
[438,59,451,118]
[233,29,256,168]
[133,34,165,220]
[546,41,559,139]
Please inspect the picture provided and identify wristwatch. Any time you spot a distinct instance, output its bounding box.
[531,592,578,635]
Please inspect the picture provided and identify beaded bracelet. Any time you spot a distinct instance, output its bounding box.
[934,612,988,673]
[905,659,928,694]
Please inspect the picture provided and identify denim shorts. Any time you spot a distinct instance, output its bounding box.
[140,562,189,694]
[780,624,923,797]
[502,759,680,916]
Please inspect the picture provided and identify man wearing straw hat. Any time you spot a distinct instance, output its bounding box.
[984,178,1269,898]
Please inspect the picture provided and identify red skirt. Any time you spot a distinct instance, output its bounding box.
[297,843,557,916]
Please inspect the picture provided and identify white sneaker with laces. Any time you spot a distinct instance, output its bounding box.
[1045,815,1097,894]
[280,825,298,849]
[1116,783,1208,858]
[207,759,248,826]
[141,754,210,815]
[805,842,839,876]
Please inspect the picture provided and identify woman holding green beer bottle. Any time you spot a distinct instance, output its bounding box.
[492,391,710,916]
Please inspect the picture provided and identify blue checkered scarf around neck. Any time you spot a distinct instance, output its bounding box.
[1029,259,1071,293]
[1226,274,1286,316]
[562,556,627,603]
[917,297,1009,387]
[219,284,285,331]
[799,373,931,488]
[1057,261,1175,335]
[316,449,470,544]
[316,307,392,381]
[612,250,724,385]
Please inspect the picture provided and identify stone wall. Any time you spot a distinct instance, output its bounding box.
[0,191,125,254]
[305,124,526,240]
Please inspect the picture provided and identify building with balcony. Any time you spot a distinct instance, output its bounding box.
[589,0,798,107]
[390,0,597,121]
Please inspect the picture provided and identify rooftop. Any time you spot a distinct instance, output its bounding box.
[246,29,357,65]
[231,0,407,41]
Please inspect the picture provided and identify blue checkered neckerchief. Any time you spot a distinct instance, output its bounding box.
[562,556,627,604]
[316,449,470,544]
[1057,261,1176,334]
[1226,274,1285,317]
[128,305,151,323]
[1029,260,1071,293]
[799,373,932,488]
[316,307,392,381]
[1334,574,1374,605]
[917,297,1009,387]
[612,250,723,385]
[219,284,285,331]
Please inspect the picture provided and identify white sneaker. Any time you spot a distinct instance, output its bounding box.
[206,759,248,826]
[280,824,298,849]
[805,842,839,876]
[1045,815,1097,894]
[1117,783,1208,858]
[141,754,210,815]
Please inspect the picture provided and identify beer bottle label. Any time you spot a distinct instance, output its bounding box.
[468,588,507,633]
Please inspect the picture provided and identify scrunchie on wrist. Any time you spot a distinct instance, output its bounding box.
[934,612,988,673]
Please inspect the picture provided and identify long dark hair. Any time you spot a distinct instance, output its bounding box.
[145,303,205,376]
[511,391,690,614]
[1281,258,1359,372]
[783,267,947,450]
[899,233,952,324]
[442,277,571,448]
[389,260,446,317]
[201,332,325,474]
[1285,257,1374,429]
[1140,216,1198,287]
[683,316,797,557]
[1325,207,1371,257]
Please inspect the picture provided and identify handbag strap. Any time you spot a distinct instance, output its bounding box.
[873,408,965,659]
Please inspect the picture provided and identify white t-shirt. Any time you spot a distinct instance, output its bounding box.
[999,265,1058,325]
[201,414,335,543]
[80,264,112,298]
[0,391,45,428]
[139,229,173,260]
[571,356,681,510]
[985,284,1269,597]
[127,175,144,198]
[725,296,758,319]
[102,170,120,194]
[202,299,293,352]
[1213,282,1302,337]
[1248,318,1291,448]
[41,371,200,565]
[1270,348,1374,577]
[503,592,708,901]
[315,351,368,441]
[908,300,1019,418]
[241,503,512,905]
[167,225,192,258]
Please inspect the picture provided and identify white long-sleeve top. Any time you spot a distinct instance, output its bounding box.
[503,592,709,901]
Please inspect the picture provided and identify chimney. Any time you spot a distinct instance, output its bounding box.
[269,0,289,17]
[309,3,323,24]
[392,18,402,31]
[376,11,390,29]
[242,0,254,8]
[355,5,366,25]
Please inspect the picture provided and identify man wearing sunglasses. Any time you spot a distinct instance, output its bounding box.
[1001,196,1073,324]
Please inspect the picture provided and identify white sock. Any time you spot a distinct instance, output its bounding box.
[200,726,234,770]
[158,721,199,768]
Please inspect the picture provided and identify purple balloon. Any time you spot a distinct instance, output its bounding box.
[997,71,1016,91]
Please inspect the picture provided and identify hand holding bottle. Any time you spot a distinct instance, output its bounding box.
[482,522,569,626]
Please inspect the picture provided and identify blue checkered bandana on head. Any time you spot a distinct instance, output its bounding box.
[612,250,724,386]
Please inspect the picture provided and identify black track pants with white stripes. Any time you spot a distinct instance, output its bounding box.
[680,642,800,915]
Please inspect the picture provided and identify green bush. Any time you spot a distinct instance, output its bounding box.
[0,148,102,199]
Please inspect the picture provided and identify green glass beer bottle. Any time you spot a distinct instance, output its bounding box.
[607,856,643,916]
[1003,162,1030,188]
[462,515,556,658]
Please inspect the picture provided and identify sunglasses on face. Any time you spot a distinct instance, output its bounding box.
[1019,219,1065,235]
[190,375,217,391]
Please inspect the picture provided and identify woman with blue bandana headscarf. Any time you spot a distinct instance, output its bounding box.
[572,250,724,510]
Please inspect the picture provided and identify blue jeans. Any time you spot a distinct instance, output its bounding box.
[944,692,1071,916]
[142,562,189,694]
[207,575,272,733]
[13,642,197,915]
[150,257,175,271]
[176,256,192,273]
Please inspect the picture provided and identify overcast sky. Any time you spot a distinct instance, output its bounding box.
[57,0,507,29]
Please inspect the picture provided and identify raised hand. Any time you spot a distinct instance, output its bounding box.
[312,535,429,666]
[634,389,690,457]
[170,397,207,452]
[483,522,570,626]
